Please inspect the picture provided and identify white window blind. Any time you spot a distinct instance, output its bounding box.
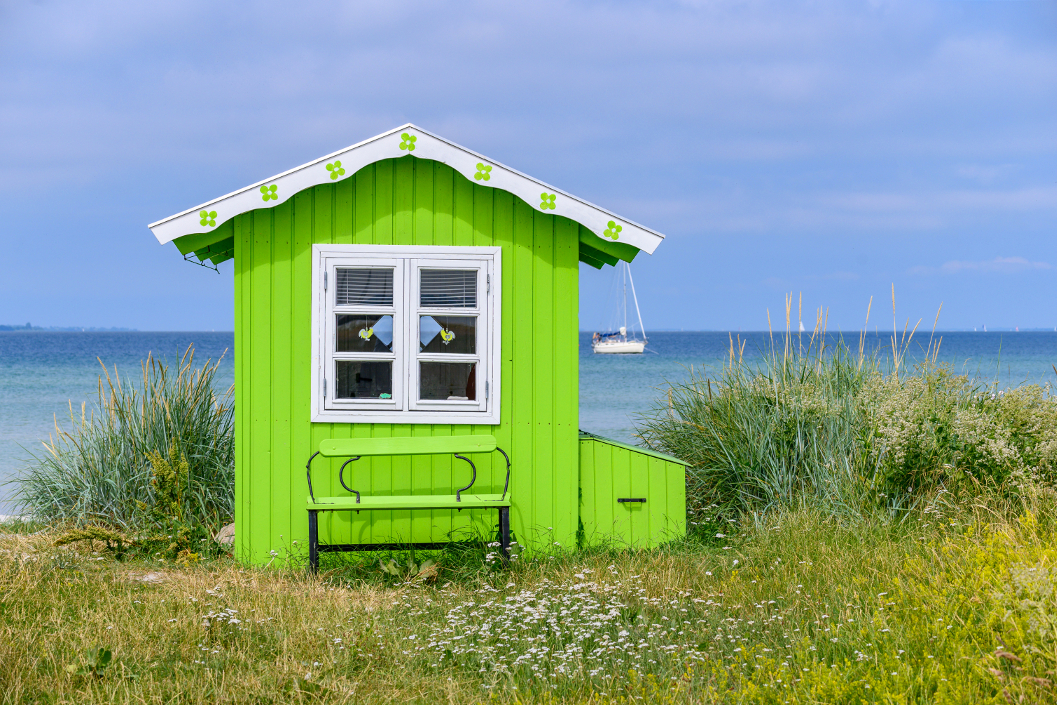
[419,269,477,308]
[336,268,393,307]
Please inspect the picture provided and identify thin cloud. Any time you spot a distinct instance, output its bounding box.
[909,256,1052,276]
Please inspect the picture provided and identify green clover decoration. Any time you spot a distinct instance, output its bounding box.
[326,161,346,180]
[199,210,217,227]
[603,220,622,240]
[399,133,417,152]
[540,192,556,210]
[260,184,278,202]
[474,163,492,182]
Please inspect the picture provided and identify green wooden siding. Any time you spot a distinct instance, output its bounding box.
[578,434,686,548]
[233,156,581,564]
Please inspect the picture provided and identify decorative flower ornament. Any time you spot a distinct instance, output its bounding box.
[199,210,217,227]
[260,185,278,201]
[474,163,492,181]
[540,193,556,210]
[326,161,346,180]
[603,220,622,240]
[440,328,456,345]
[399,133,417,152]
[358,327,374,341]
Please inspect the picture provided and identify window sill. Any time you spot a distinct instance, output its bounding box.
[311,408,500,425]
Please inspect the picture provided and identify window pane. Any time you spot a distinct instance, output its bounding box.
[420,269,477,308]
[419,362,476,401]
[336,268,393,306]
[336,314,393,353]
[419,315,476,354]
[336,361,393,399]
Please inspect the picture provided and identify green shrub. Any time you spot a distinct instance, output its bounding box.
[11,346,233,530]
[639,334,1057,521]
[639,336,880,519]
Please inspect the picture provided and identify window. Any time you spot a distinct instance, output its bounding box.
[312,245,501,424]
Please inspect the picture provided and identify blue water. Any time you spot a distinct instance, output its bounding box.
[2,330,1055,511]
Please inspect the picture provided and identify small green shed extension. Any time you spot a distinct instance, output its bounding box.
[149,124,685,564]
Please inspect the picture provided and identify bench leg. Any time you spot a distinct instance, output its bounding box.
[498,506,510,563]
[308,510,319,574]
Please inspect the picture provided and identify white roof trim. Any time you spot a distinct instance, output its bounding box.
[148,124,665,255]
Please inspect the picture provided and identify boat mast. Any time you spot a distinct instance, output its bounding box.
[627,262,646,343]
[622,262,628,338]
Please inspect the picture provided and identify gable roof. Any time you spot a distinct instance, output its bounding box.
[148,124,665,266]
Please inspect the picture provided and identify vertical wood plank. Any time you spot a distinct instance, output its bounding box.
[647,457,667,545]
[233,215,248,561]
[511,197,535,538]
[578,439,595,545]
[553,217,579,548]
[433,162,454,247]
[290,189,315,555]
[270,200,293,557]
[629,452,650,547]
[249,209,273,564]
[532,210,555,541]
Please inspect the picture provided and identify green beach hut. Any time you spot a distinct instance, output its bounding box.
[149,124,686,566]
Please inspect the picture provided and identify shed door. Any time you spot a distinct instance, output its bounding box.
[578,436,686,548]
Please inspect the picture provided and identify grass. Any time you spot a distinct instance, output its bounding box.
[2,490,1054,704]
[7,303,1057,702]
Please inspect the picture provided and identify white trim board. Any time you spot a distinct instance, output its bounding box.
[310,244,502,425]
[148,124,665,256]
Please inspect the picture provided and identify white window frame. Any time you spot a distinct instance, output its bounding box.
[311,244,501,425]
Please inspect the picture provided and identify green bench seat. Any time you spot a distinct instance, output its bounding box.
[305,435,511,571]
[307,494,511,511]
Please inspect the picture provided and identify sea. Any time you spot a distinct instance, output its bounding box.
[2,330,1056,512]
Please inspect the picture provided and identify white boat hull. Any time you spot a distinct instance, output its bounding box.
[592,339,646,354]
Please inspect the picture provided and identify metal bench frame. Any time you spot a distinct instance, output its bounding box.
[305,440,511,572]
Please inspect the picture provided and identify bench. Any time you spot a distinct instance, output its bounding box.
[305,435,511,572]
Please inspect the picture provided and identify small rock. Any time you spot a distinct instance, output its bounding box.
[215,523,235,546]
[139,571,167,584]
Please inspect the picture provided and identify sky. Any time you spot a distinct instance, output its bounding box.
[0,0,1054,333]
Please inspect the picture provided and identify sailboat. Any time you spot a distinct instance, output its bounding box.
[592,261,647,354]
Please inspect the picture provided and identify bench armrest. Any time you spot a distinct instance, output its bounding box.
[497,447,511,499]
[306,452,320,504]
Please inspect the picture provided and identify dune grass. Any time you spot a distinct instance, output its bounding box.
[11,346,233,530]
[2,489,1054,704]
[639,304,1057,526]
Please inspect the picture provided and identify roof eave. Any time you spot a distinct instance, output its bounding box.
[149,124,665,255]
